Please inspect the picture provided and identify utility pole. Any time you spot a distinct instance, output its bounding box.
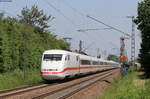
[79,40,83,52]
[127,16,135,66]
[97,48,101,58]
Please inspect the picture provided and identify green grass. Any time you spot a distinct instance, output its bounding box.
[99,69,150,99]
[0,69,42,90]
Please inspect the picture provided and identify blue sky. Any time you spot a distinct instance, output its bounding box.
[0,0,142,59]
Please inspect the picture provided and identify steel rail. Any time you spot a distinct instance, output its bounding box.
[33,69,119,99]
[0,68,119,99]
[0,83,52,98]
[0,83,43,94]
[59,70,118,99]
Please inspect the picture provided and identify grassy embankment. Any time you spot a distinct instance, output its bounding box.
[0,10,69,90]
[100,67,150,99]
[0,69,42,90]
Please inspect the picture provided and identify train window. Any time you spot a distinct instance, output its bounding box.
[81,60,91,65]
[65,56,67,61]
[93,61,99,65]
[65,55,70,61]
[76,56,79,61]
[100,62,103,65]
[104,62,106,65]
[43,54,62,61]
[68,55,70,60]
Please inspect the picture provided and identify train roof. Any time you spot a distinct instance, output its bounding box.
[43,50,69,54]
[43,50,119,64]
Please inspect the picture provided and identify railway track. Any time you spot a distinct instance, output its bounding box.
[33,69,118,99]
[0,68,119,99]
[0,83,43,94]
[0,83,52,98]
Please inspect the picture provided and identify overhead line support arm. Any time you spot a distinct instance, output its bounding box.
[86,15,131,37]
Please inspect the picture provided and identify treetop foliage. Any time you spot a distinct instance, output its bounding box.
[135,0,150,30]
[18,5,55,33]
[0,6,69,73]
[135,0,150,77]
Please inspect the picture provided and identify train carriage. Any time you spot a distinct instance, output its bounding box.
[41,50,120,80]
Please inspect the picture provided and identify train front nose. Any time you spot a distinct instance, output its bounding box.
[41,63,65,80]
[41,73,65,80]
[41,54,65,80]
[41,68,66,80]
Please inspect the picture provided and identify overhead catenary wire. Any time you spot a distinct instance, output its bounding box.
[41,0,93,51]
[0,0,12,2]
[59,0,129,38]
[58,1,120,50]
[43,0,104,51]
[58,1,113,48]
[59,0,85,17]
[77,28,111,32]
[42,0,119,55]
[44,0,78,29]
[87,15,131,37]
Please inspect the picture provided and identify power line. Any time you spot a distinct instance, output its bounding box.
[42,0,94,51]
[59,2,117,50]
[44,0,78,29]
[0,0,12,2]
[58,2,127,51]
[43,0,105,51]
[43,0,118,54]
[87,15,131,37]
[77,28,111,32]
[59,0,85,17]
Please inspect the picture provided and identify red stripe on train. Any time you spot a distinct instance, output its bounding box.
[41,66,110,74]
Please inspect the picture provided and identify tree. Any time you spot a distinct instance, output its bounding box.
[18,5,54,33]
[135,0,150,77]
[0,8,69,73]
[107,54,119,62]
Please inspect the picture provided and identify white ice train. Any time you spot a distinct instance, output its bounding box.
[41,50,120,80]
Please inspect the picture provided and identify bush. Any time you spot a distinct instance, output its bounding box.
[0,69,42,90]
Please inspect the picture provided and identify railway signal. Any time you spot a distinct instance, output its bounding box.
[120,36,130,63]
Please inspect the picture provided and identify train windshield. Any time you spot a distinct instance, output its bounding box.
[43,54,62,61]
